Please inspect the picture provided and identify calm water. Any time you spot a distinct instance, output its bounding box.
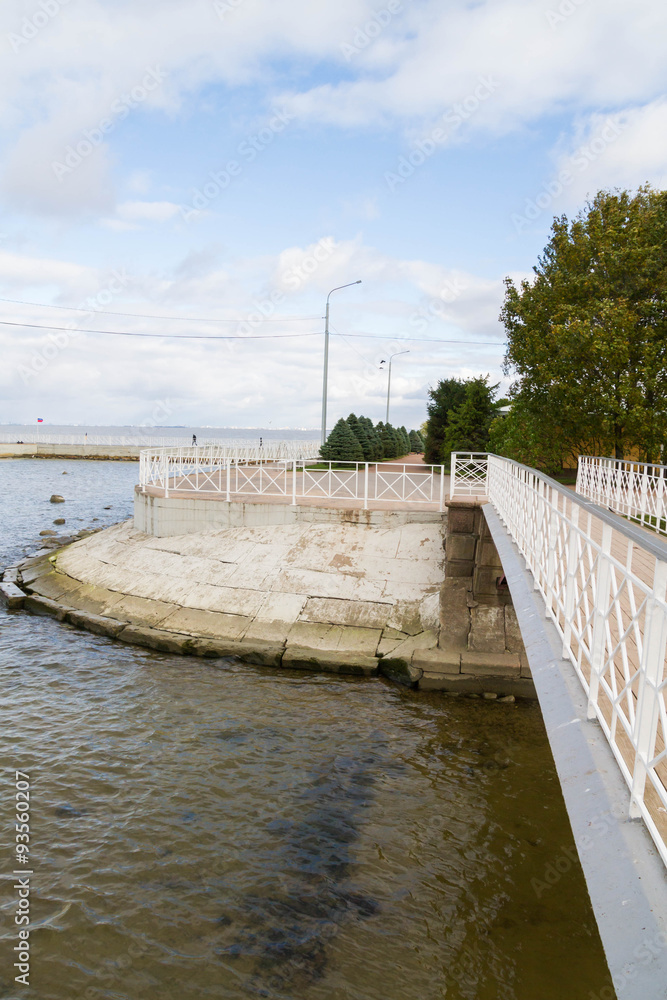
[0,460,614,999]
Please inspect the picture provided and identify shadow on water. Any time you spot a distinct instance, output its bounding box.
[215,754,379,997]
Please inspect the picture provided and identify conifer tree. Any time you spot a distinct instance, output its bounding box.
[320,418,364,462]
[409,429,424,453]
[378,421,399,459]
[349,415,374,460]
[359,416,383,460]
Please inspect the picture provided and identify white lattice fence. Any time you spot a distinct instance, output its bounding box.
[485,454,667,867]
[577,455,667,537]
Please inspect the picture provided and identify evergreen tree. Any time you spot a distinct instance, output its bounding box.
[360,417,383,460]
[424,377,468,464]
[320,418,364,462]
[378,421,399,459]
[409,429,424,453]
[399,426,411,454]
[442,376,499,457]
[348,413,374,460]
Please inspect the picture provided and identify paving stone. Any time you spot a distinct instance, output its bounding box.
[0,582,24,609]
[23,595,72,621]
[504,605,525,653]
[469,604,506,653]
[281,646,378,676]
[66,610,125,638]
[190,638,284,667]
[117,625,197,655]
[160,606,250,640]
[438,578,470,650]
[299,596,391,629]
[378,658,423,687]
[461,650,521,677]
[383,630,438,665]
[412,647,461,675]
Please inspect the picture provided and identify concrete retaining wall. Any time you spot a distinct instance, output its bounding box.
[133,487,442,535]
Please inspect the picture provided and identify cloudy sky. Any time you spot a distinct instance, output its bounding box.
[0,0,665,431]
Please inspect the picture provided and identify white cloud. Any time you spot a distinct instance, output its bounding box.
[1,0,665,221]
[0,237,510,427]
[551,99,667,204]
[117,200,182,222]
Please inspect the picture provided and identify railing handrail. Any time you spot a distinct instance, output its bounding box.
[139,453,446,509]
[451,451,667,563]
[577,454,667,546]
[451,450,667,868]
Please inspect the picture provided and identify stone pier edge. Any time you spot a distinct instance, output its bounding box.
[4,542,536,700]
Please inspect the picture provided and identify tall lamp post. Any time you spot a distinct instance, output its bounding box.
[380,350,409,424]
[321,280,362,446]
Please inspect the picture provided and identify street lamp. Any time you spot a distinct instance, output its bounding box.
[380,350,409,424]
[321,280,362,446]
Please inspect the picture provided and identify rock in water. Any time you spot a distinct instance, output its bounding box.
[39,530,57,536]
[50,495,65,503]
[53,518,66,525]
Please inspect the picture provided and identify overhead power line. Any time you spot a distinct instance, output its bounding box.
[0,319,319,340]
[0,296,320,323]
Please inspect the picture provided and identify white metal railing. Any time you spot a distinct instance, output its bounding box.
[139,450,446,510]
[449,452,490,497]
[577,455,667,537]
[452,452,667,867]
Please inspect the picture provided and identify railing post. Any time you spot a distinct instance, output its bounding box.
[226,460,231,502]
[364,462,369,510]
[562,504,580,659]
[629,559,667,818]
[292,459,297,506]
[439,466,444,511]
[450,452,457,498]
[638,462,649,528]
[544,484,560,614]
[164,452,169,499]
[587,523,613,717]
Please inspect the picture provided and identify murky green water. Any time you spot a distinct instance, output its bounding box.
[1,460,614,999]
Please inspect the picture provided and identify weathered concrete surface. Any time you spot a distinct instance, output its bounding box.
[134,487,443,537]
[17,515,445,676]
[13,503,533,697]
[0,581,25,608]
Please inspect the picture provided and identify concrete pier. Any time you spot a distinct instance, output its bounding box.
[10,491,533,696]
